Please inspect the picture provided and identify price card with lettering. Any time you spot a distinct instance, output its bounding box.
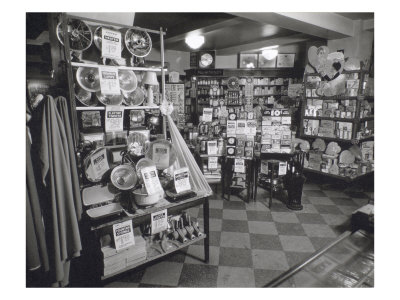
[227,120,237,135]
[151,209,168,235]
[152,143,170,170]
[113,220,135,251]
[278,162,288,175]
[207,140,218,155]
[99,66,120,95]
[208,157,218,170]
[236,120,247,135]
[102,28,122,59]
[234,158,245,173]
[141,166,163,195]
[203,108,213,122]
[105,106,124,132]
[174,167,191,194]
[90,148,110,180]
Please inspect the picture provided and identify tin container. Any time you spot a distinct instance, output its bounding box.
[200,140,207,153]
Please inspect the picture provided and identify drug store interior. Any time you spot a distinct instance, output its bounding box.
[23,7,381,290]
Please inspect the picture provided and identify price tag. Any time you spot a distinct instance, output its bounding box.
[151,209,168,235]
[227,120,237,135]
[99,66,120,95]
[278,162,288,176]
[113,220,135,251]
[102,28,122,59]
[236,120,246,135]
[90,148,110,179]
[208,157,218,170]
[234,158,245,173]
[174,167,191,194]
[141,166,163,195]
[105,106,124,132]
[203,108,213,122]
[207,140,218,155]
[152,143,170,170]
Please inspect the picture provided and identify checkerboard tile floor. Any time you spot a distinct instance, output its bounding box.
[104,181,373,288]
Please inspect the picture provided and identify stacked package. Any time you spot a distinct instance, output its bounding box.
[101,229,147,277]
[260,109,292,153]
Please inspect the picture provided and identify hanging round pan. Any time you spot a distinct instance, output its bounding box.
[76,67,101,92]
[56,19,93,51]
[96,91,123,106]
[122,87,145,106]
[125,28,152,57]
[110,164,138,191]
[119,69,138,93]
[75,85,98,106]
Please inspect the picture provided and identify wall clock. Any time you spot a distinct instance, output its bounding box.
[198,50,216,69]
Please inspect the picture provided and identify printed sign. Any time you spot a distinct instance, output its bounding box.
[90,148,109,179]
[173,167,191,194]
[203,108,213,122]
[278,162,288,176]
[113,220,135,251]
[207,140,218,155]
[99,66,120,95]
[234,158,245,173]
[227,120,237,135]
[105,106,124,132]
[102,28,122,59]
[141,166,163,195]
[151,209,168,235]
[208,157,218,170]
[152,143,170,170]
[236,120,247,135]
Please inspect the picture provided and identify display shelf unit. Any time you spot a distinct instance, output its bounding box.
[60,14,210,284]
[300,69,374,180]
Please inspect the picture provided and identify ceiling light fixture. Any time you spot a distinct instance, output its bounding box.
[262,49,279,60]
[185,35,205,49]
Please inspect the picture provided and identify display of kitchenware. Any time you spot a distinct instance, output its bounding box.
[325,141,341,156]
[93,26,125,52]
[124,28,152,57]
[135,158,156,183]
[227,76,240,90]
[110,164,138,190]
[96,91,123,106]
[127,132,149,156]
[119,70,138,93]
[56,19,93,51]
[76,67,101,92]
[131,186,164,207]
[145,139,177,170]
[312,138,326,152]
[122,88,145,106]
[339,150,356,165]
[75,85,98,106]
[83,147,112,183]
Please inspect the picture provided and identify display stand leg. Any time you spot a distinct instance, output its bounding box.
[253,159,259,201]
[203,198,210,263]
[269,171,274,209]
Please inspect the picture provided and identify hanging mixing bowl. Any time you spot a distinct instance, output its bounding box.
[119,69,138,93]
[127,132,149,157]
[131,186,164,207]
[110,164,138,191]
[75,85,97,106]
[122,87,145,106]
[96,91,123,106]
[76,66,101,92]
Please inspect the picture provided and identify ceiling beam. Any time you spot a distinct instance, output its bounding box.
[156,17,243,46]
[362,18,374,31]
[230,12,355,39]
[217,33,310,55]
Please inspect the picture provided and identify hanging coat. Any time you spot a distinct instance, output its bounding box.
[54,96,82,221]
[26,127,49,272]
[39,96,82,286]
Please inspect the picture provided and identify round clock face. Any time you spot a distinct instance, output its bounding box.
[227,148,235,155]
[200,53,213,68]
[228,137,235,145]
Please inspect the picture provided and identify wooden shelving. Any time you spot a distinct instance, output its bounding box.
[76,105,160,111]
[304,167,374,182]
